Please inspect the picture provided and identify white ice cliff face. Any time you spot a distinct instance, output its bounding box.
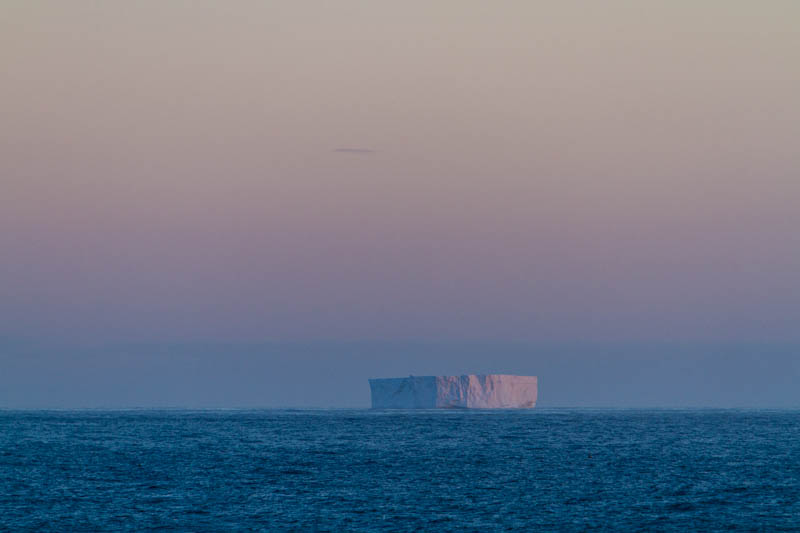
[368,375,537,409]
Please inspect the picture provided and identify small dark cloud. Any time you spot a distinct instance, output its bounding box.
[334,148,375,154]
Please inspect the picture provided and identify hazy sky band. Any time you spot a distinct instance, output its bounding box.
[2,1,799,342]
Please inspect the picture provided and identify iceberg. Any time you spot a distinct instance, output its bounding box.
[369,374,537,409]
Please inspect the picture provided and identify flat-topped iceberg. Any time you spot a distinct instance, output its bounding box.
[369,374,537,409]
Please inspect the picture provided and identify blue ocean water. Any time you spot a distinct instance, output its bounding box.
[1,410,799,531]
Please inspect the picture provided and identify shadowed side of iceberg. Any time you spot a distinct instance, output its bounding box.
[368,376,437,408]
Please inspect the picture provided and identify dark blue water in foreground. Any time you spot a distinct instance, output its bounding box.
[2,410,799,531]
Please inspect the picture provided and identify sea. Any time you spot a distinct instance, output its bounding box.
[1,409,799,531]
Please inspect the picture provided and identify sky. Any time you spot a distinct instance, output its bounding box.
[2,2,800,406]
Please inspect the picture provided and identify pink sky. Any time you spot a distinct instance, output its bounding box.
[2,1,799,342]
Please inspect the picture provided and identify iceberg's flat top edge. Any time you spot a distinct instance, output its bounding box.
[369,374,537,381]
